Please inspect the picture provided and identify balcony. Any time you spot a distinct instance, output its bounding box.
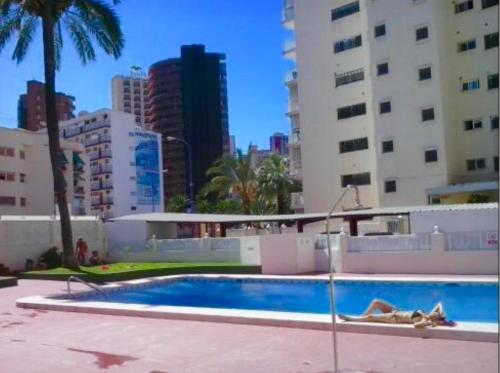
[281,0,295,29]
[290,192,304,211]
[84,133,111,147]
[286,99,299,117]
[89,149,112,160]
[72,206,87,216]
[289,130,301,147]
[91,180,113,191]
[74,186,85,196]
[81,121,110,134]
[289,160,302,180]
[285,70,298,87]
[91,164,113,174]
[283,39,296,60]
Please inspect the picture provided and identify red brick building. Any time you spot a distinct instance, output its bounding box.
[17,80,75,131]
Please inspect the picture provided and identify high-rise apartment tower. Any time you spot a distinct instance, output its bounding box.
[283,0,499,212]
[17,80,75,131]
[111,66,150,129]
[148,45,230,205]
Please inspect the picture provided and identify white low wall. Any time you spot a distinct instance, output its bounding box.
[338,230,498,275]
[0,217,106,271]
[109,237,243,263]
[260,233,315,274]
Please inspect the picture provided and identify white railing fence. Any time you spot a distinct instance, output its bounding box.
[446,231,498,251]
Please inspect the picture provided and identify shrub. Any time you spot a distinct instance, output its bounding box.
[39,247,62,269]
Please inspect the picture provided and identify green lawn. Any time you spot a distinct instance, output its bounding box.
[20,262,261,283]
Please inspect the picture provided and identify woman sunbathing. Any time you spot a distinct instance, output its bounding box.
[338,299,456,328]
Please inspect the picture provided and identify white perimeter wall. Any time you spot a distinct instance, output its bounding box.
[0,218,106,271]
[410,208,498,233]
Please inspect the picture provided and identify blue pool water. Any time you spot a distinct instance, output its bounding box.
[84,279,498,323]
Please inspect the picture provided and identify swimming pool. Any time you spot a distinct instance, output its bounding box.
[81,277,498,323]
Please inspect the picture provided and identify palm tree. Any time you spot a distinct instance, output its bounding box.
[258,154,293,214]
[203,152,257,214]
[167,194,188,213]
[0,0,124,270]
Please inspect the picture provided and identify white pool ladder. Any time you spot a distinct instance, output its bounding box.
[66,275,108,299]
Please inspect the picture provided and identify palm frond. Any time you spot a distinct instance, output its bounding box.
[63,13,96,64]
[12,14,37,63]
[0,0,14,16]
[71,0,124,58]
[0,10,22,53]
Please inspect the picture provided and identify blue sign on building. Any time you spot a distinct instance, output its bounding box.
[135,133,160,206]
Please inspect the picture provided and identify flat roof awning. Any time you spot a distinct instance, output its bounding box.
[426,181,499,196]
[111,202,498,224]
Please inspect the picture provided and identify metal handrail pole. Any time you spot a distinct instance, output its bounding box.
[67,275,108,299]
[325,184,361,373]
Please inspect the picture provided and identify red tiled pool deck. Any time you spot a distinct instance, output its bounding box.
[1,280,497,373]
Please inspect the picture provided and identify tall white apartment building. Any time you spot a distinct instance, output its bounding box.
[283,0,499,213]
[0,127,91,216]
[58,109,164,219]
[111,67,150,129]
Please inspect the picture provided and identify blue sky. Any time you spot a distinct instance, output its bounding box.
[0,0,293,150]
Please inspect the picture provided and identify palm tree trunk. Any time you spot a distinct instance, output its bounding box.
[42,2,79,271]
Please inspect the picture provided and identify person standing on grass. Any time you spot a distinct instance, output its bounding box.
[75,238,88,266]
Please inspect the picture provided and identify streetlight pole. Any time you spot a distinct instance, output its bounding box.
[166,136,195,213]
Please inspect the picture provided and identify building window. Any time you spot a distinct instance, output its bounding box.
[379,101,391,114]
[425,149,438,163]
[334,35,362,53]
[464,119,483,130]
[462,78,480,91]
[0,171,15,182]
[331,1,360,22]
[0,196,15,205]
[421,107,435,121]
[484,32,499,49]
[131,206,137,211]
[377,62,389,76]
[20,173,26,183]
[385,180,397,193]
[341,172,371,187]
[494,156,499,172]
[487,73,499,89]
[337,102,366,120]
[418,66,432,81]
[335,68,364,87]
[455,0,474,13]
[19,150,26,159]
[20,197,26,207]
[491,115,499,129]
[374,24,386,38]
[382,140,394,153]
[0,146,15,157]
[457,39,476,52]
[339,137,369,153]
[466,158,486,170]
[482,0,498,9]
[415,26,429,41]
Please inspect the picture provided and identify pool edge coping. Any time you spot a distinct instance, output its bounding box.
[16,273,499,343]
